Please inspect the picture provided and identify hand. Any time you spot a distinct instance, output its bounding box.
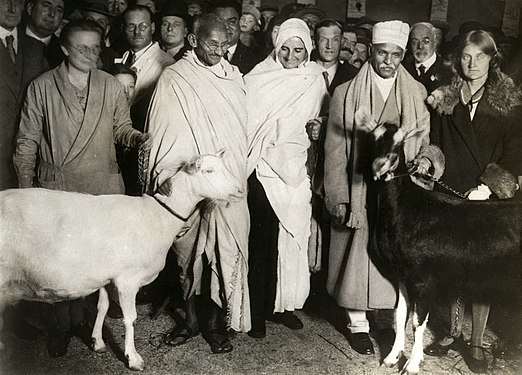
[138,132,153,152]
[466,184,492,200]
[408,156,432,176]
[306,119,322,141]
[331,203,348,228]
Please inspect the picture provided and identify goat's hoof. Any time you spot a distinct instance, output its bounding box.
[400,359,420,375]
[90,338,107,353]
[382,350,402,368]
[127,353,145,371]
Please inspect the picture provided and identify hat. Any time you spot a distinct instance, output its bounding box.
[159,3,191,23]
[294,7,327,21]
[242,5,261,25]
[82,0,112,17]
[458,20,484,35]
[372,20,410,50]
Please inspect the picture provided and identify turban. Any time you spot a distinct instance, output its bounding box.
[372,20,410,50]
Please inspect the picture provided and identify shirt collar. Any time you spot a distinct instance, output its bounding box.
[0,26,18,50]
[324,62,338,81]
[415,52,437,71]
[132,41,154,61]
[26,26,52,46]
[227,42,237,58]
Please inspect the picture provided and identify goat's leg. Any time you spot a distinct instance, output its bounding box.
[403,302,430,375]
[91,287,109,353]
[383,282,408,367]
[117,283,144,371]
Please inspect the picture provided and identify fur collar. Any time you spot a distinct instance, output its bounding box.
[427,72,522,116]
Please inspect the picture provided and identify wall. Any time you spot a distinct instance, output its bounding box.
[260,0,510,38]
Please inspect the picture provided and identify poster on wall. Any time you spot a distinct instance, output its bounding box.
[430,0,449,22]
[502,0,522,37]
[242,0,261,8]
[297,0,316,5]
[347,0,366,18]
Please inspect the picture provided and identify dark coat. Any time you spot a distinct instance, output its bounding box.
[428,73,522,197]
[328,61,358,96]
[403,54,452,94]
[0,37,24,190]
[230,40,263,75]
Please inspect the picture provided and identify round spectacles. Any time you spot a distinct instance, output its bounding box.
[125,22,150,32]
[198,38,229,53]
[69,44,101,56]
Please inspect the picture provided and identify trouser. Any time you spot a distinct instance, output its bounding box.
[247,173,279,325]
[346,308,395,334]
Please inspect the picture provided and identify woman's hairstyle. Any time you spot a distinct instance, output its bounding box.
[452,29,503,85]
[110,63,137,81]
[60,19,103,46]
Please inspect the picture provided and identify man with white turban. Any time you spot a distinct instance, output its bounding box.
[324,20,431,355]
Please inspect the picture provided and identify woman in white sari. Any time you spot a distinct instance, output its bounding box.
[245,18,327,338]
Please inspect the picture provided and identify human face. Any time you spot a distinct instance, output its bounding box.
[190,29,229,66]
[107,0,126,16]
[460,44,492,83]
[0,0,24,30]
[301,13,320,36]
[371,43,404,79]
[161,16,186,49]
[136,0,156,14]
[261,10,276,31]
[348,42,368,68]
[84,11,110,35]
[115,73,136,103]
[409,25,435,64]
[316,25,342,63]
[124,9,154,52]
[63,30,101,73]
[214,7,240,46]
[270,25,280,47]
[239,13,256,33]
[27,0,64,38]
[278,37,307,69]
[187,3,202,17]
[339,31,356,62]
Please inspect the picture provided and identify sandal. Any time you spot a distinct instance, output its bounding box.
[163,323,199,347]
[208,329,233,354]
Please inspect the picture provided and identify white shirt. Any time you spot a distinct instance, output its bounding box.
[227,42,237,60]
[374,70,397,102]
[26,26,52,46]
[324,62,339,85]
[0,26,18,53]
[133,42,154,62]
[414,52,436,75]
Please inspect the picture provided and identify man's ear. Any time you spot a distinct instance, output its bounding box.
[60,44,69,57]
[150,21,155,35]
[183,27,188,38]
[187,33,197,48]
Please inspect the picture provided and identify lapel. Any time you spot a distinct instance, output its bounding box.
[451,101,483,169]
[0,41,22,97]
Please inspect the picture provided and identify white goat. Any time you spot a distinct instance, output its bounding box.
[0,152,244,371]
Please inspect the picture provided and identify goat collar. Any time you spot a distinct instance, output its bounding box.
[427,72,522,116]
[151,173,199,221]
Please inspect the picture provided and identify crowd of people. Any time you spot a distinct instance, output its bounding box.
[1,0,521,373]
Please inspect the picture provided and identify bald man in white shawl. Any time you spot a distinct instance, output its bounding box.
[245,18,328,336]
[146,14,249,350]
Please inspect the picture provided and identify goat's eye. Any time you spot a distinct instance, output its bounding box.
[204,168,214,173]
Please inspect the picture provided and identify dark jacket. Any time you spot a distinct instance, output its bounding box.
[403,54,452,94]
[230,40,263,75]
[428,73,522,199]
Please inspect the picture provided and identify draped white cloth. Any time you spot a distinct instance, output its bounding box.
[245,21,328,311]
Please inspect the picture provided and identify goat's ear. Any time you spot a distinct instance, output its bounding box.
[404,126,428,140]
[215,148,226,158]
[354,107,376,131]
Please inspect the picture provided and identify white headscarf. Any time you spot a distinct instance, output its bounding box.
[274,18,313,67]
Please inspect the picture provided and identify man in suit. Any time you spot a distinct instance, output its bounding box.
[0,0,25,190]
[403,22,452,94]
[118,4,172,195]
[158,3,190,61]
[211,0,262,75]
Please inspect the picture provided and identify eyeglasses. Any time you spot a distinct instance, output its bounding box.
[68,44,101,56]
[125,22,150,32]
[198,38,229,52]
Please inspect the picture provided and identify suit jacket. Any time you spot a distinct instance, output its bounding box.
[0,38,24,189]
[403,54,452,94]
[328,61,358,95]
[230,40,263,75]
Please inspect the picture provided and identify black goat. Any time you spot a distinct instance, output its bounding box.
[364,121,522,374]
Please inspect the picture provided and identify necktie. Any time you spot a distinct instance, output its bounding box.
[124,51,135,67]
[418,64,426,77]
[5,35,15,63]
[322,70,330,90]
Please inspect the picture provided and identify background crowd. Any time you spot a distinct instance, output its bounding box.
[1,0,521,374]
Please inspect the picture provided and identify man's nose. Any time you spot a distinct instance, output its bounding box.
[384,54,392,64]
[48,6,56,17]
